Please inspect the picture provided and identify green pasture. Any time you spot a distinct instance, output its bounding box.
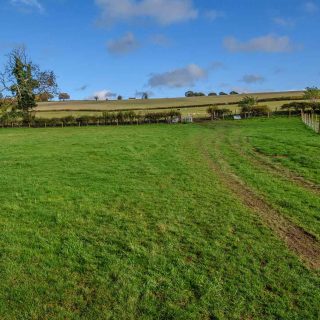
[0,117,319,319]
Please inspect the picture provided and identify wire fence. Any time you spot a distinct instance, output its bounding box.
[301,111,320,133]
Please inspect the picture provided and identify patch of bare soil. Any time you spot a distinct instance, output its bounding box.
[200,140,320,270]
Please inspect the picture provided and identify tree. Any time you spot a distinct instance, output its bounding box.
[37,92,54,102]
[238,96,258,113]
[0,47,58,113]
[141,92,149,99]
[208,92,217,96]
[185,91,205,97]
[59,93,70,101]
[304,87,320,110]
[251,105,270,116]
[219,92,228,96]
[207,106,231,120]
[207,106,219,120]
[117,95,123,100]
[185,91,194,97]
[230,91,239,95]
[94,96,99,101]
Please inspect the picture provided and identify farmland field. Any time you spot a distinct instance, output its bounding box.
[0,117,319,319]
[35,91,304,119]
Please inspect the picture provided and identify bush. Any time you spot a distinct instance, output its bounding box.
[207,106,232,119]
[62,116,76,125]
[77,116,92,125]
[251,105,270,116]
[281,101,320,111]
[239,96,258,113]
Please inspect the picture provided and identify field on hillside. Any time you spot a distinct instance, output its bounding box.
[0,118,319,319]
[35,91,304,119]
[35,100,305,120]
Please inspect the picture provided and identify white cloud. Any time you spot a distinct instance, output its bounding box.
[90,90,117,100]
[76,85,88,91]
[304,1,318,13]
[224,34,294,53]
[240,74,266,84]
[273,17,295,27]
[95,0,198,26]
[148,64,207,88]
[274,67,286,74]
[107,33,140,55]
[10,0,44,12]
[150,34,171,46]
[210,61,225,70]
[205,10,224,21]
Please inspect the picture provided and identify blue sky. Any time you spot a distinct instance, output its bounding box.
[0,0,319,100]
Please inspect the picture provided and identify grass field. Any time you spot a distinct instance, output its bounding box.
[0,117,319,319]
[35,100,304,120]
[35,91,304,119]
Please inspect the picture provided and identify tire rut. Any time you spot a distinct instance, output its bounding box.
[227,135,320,195]
[251,146,320,193]
[199,137,320,270]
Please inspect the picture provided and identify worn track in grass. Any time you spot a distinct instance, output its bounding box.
[228,134,320,195]
[198,135,320,270]
[242,135,320,192]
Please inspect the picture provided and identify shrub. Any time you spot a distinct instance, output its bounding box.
[207,106,232,119]
[251,105,270,116]
[239,96,258,113]
[281,101,320,111]
[77,116,92,125]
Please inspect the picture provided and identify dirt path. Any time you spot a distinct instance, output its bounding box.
[199,137,320,270]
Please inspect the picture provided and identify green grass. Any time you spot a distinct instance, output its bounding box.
[0,118,319,319]
[202,117,320,239]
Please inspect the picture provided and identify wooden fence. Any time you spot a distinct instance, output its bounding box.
[301,111,320,133]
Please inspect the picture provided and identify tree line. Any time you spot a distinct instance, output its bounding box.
[1,48,319,126]
[0,110,182,127]
[207,88,320,120]
[185,90,239,97]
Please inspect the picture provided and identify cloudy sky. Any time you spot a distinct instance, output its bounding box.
[0,0,319,99]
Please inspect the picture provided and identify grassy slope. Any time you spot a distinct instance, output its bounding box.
[35,91,304,119]
[202,118,320,239]
[35,100,303,120]
[0,119,319,319]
